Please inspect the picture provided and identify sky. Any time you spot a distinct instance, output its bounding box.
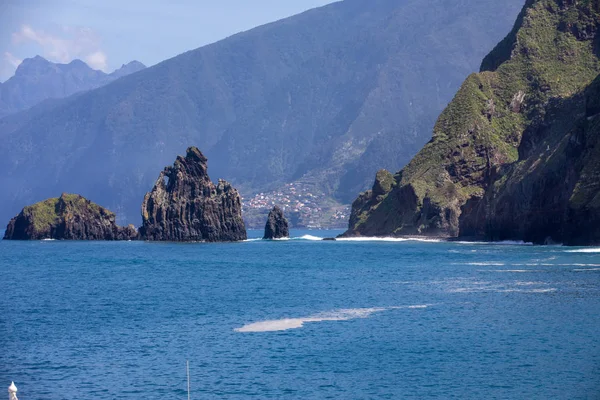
[0,0,336,82]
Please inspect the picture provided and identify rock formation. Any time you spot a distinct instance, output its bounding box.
[3,193,138,240]
[139,147,247,242]
[343,0,600,245]
[263,206,290,239]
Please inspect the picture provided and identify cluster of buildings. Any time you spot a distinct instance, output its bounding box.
[242,183,350,228]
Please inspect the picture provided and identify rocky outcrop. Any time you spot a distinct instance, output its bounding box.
[343,0,600,245]
[263,206,290,239]
[139,147,247,242]
[3,193,138,240]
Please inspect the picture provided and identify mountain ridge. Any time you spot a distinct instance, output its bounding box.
[0,56,146,118]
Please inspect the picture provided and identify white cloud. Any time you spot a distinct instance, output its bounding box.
[0,52,23,81]
[10,24,108,71]
[4,52,22,68]
[84,51,108,71]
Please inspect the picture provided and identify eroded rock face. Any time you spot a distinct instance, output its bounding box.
[3,193,137,240]
[139,147,247,242]
[343,0,600,245]
[263,206,290,239]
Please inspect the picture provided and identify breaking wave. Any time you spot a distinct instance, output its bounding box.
[337,237,443,243]
[564,248,600,253]
[293,235,324,241]
[452,240,533,246]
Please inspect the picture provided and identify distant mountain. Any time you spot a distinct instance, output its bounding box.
[0,56,145,118]
[0,0,523,225]
[343,0,600,245]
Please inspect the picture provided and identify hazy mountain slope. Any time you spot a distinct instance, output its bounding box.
[0,56,145,118]
[0,0,523,225]
[344,0,600,245]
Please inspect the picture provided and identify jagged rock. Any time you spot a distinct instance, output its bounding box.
[3,193,137,240]
[263,206,290,239]
[139,147,247,242]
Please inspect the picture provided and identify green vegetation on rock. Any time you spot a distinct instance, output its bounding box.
[344,0,600,245]
[3,193,136,241]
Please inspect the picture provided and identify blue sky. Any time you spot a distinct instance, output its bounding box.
[0,0,336,81]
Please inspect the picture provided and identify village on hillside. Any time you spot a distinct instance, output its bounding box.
[242,183,350,229]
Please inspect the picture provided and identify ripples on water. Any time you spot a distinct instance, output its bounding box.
[2,230,600,399]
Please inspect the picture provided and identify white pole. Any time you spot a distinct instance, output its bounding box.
[186,361,190,400]
[8,382,18,400]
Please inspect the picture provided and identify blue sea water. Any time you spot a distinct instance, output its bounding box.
[2,230,600,399]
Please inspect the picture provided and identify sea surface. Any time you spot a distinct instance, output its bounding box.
[2,230,600,399]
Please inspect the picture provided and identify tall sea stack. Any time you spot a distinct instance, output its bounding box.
[263,206,290,240]
[139,147,247,242]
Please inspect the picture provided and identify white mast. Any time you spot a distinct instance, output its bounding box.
[8,382,18,400]
[186,361,191,400]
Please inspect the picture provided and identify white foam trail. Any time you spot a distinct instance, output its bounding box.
[498,288,557,293]
[449,286,556,293]
[337,237,442,243]
[564,248,600,253]
[573,268,600,272]
[463,262,505,266]
[235,305,429,333]
[41,238,56,241]
[487,270,541,273]
[245,237,291,242]
[514,281,546,286]
[452,240,533,246]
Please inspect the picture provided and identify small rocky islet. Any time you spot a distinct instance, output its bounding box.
[3,193,137,241]
[263,206,290,240]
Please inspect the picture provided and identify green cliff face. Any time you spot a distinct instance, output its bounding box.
[344,0,600,244]
[3,193,137,240]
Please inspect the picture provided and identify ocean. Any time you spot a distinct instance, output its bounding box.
[2,230,600,399]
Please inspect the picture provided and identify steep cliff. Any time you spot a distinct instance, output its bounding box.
[460,74,600,245]
[263,206,290,239]
[139,147,247,242]
[344,0,600,244]
[3,193,137,240]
